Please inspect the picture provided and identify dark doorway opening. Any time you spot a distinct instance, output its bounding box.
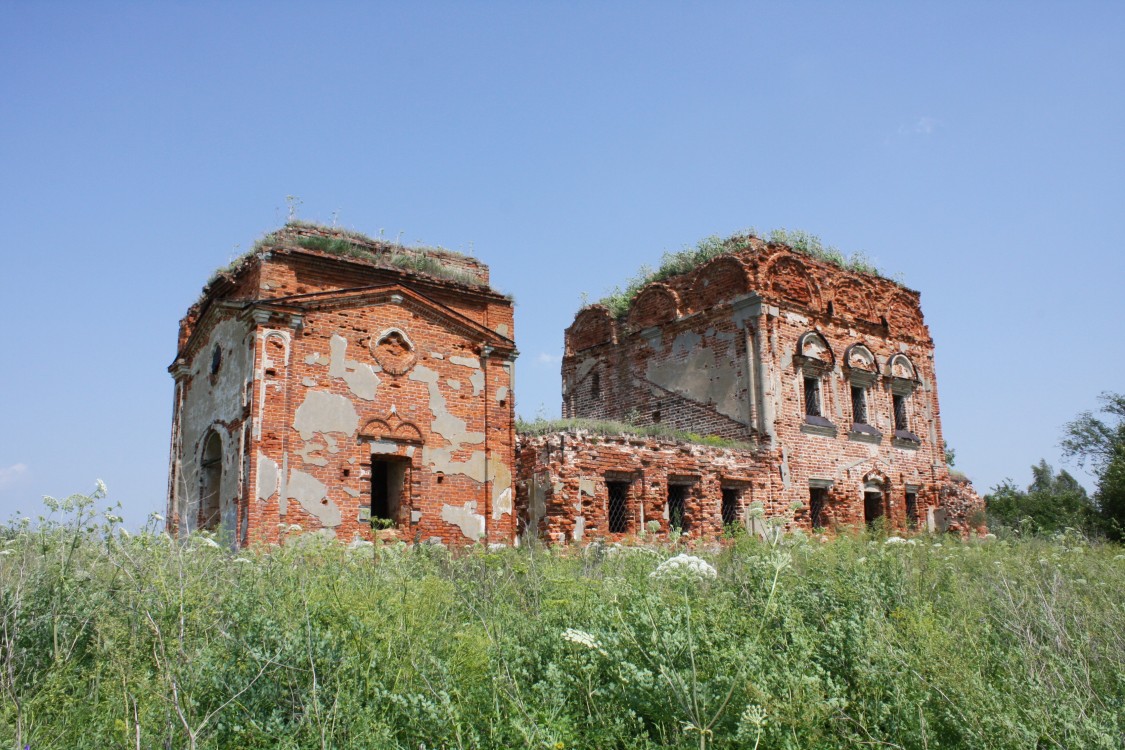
[607,481,630,534]
[809,487,828,529]
[721,487,740,525]
[864,491,884,526]
[371,458,408,525]
[905,491,918,529]
[668,484,688,532]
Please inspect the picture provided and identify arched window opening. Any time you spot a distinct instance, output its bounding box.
[199,432,222,531]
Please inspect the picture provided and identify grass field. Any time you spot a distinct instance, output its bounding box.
[2,491,1123,749]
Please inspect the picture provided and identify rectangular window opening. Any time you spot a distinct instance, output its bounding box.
[371,458,407,525]
[668,484,688,532]
[721,487,741,526]
[804,376,822,417]
[851,386,867,425]
[905,492,918,530]
[809,487,827,529]
[893,394,908,432]
[607,480,630,534]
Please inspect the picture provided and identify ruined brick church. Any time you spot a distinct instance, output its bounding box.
[166,225,981,546]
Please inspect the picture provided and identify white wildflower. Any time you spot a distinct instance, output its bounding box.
[94,479,108,497]
[856,557,867,564]
[932,543,943,548]
[233,557,252,563]
[1114,554,1125,561]
[197,537,220,548]
[884,536,906,545]
[150,513,165,523]
[650,553,718,580]
[0,549,13,556]
[288,524,303,532]
[562,628,608,656]
[983,533,997,541]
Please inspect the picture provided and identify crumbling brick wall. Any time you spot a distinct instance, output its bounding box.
[558,238,985,536]
[516,431,768,543]
[168,226,517,547]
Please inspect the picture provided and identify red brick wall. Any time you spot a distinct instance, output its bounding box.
[169,230,516,547]
[557,240,984,536]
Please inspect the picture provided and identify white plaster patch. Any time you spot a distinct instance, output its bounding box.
[450,355,481,369]
[305,353,330,366]
[470,370,485,397]
[578,477,596,496]
[370,440,398,455]
[574,357,598,384]
[256,454,279,501]
[301,377,318,387]
[430,352,445,360]
[293,390,360,440]
[411,510,423,523]
[441,501,485,541]
[573,515,585,541]
[447,379,462,390]
[329,334,381,400]
[496,386,509,403]
[493,487,513,520]
[495,323,509,337]
[343,486,360,497]
[298,441,329,467]
[409,366,484,447]
[287,470,340,527]
[784,312,809,325]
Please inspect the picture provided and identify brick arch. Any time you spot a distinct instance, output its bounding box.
[830,277,878,324]
[882,291,923,333]
[627,284,680,330]
[843,343,878,374]
[796,330,835,369]
[684,255,750,313]
[762,255,821,311]
[359,416,425,445]
[886,353,917,381]
[567,306,615,353]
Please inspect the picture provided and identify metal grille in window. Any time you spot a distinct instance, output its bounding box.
[905,492,918,529]
[851,386,867,424]
[668,484,688,532]
[804,377,821,417]
[607,481,629,534]
[721,488,740,525]
[893,394,908,431]
[809,487,827,528]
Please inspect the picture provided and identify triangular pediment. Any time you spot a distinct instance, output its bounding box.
[257,284,515,352]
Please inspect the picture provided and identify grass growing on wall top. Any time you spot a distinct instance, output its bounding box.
[597,228,887,318]
[2,489,1123,749]
[203,222,485,296]
[517,416,756,450]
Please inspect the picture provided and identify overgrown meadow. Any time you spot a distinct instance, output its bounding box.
[2,489,1123,749]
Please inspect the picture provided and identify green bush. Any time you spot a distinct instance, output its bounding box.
[2,489,1123,749]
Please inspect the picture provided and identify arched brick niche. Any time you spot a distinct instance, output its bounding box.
[882,291,923,334]
[627,284,679,330]
[566,306,615,353]
[763,255,821,312]
[685,255,750,313]
[830,278,878,324]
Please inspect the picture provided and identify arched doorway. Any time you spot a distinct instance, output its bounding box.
[199,431,222,531]
[863,479,885,527]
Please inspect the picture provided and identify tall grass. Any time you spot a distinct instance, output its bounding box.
[2,489,1123,749]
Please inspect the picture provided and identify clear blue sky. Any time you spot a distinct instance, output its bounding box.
[2,1,1123,524]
